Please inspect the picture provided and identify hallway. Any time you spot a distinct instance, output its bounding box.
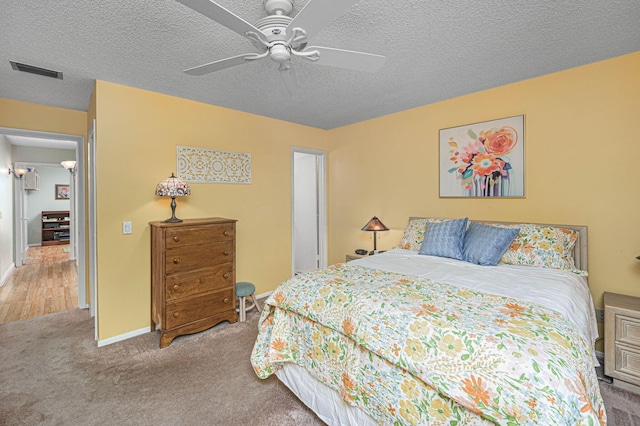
[0,245,77,324]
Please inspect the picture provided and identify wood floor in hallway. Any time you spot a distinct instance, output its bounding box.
[0,245,77,324]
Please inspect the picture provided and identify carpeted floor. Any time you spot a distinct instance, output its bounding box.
[0,309,322,426]
[1,308,639,425]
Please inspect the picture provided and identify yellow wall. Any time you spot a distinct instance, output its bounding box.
[328,52,640,314]
[0,99,86,136]
[93,81,329,340]
[4,52,639,344]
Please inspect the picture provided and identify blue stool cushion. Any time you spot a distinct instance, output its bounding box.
[236,281,256,297]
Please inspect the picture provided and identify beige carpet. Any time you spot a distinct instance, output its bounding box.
[0,309,322,426]
[1,308,639,425]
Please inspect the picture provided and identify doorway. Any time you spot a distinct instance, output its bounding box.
[2,127,88,316]
[291,148,327,275]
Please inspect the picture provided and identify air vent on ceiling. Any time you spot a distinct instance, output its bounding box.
[10,61,63,80]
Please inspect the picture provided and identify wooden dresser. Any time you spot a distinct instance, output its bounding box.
[604,291,640,392]
[150,217,237,348]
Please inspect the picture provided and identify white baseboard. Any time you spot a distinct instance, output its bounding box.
[595,350,604,362]
[256,290,272,300]
[97,291,274,347]
[97,326,150,347]
[0,262,15,287]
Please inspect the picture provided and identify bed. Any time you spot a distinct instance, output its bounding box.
[250,217,606,425]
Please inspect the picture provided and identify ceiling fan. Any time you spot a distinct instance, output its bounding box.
[175,0,387,94]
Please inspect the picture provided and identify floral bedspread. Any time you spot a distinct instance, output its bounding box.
[251,263,606,425]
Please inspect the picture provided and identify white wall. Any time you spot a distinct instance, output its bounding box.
[25,166,71,245]
[0,135,15,284]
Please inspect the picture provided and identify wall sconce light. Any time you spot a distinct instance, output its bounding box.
[8,167,28,178]
[61,161,77,174]
[361,216,389,254]
[155,173,191,223]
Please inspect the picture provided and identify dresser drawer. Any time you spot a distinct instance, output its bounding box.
[165,223,234,249]
[615,314,640,347]
[165,288,234,329]
[166,264,233,301]
[165,240,234,274]
[614,343,640,382]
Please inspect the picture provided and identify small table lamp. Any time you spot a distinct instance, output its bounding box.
[361,216,389,254]
[155,173,191,223]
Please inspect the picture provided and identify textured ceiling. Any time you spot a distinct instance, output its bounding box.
[1,0,639,130]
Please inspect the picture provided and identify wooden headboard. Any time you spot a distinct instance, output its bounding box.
[408,217,588,274]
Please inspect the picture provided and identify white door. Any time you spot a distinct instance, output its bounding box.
[291,148,326,275]
[12,168,28,266]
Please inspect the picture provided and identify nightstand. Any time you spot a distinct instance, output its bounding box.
[604,291,640,393]
[345,253,367,262]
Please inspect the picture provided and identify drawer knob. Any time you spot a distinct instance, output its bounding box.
[223,273,230,279]
[223,250,230,256]
[173,258,180,264]
[173,312,180,318]
[172,236,180,242]
[223,230,230,236]
[173,284,179,291]
[223,297,230,304]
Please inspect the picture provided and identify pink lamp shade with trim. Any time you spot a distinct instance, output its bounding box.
[155,173,191,223]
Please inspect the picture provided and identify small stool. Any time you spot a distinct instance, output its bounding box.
[236,281,261,322]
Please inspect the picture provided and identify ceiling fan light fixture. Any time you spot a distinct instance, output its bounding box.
[176,0,386,91]
[270,44,290,63]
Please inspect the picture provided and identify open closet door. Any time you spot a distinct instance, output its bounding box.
[291,148,326,276]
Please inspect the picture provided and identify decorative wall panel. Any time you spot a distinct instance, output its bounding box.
[177,146,251,184]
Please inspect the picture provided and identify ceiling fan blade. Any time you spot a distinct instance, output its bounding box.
[287,0,359,41]
[303,46,387,73]
[278,63,299,96]
[175,0,268,44]
[184,53,257,75]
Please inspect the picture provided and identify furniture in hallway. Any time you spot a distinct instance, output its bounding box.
[41,211,70,246]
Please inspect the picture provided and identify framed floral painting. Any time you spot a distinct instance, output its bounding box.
[439,115,524,198]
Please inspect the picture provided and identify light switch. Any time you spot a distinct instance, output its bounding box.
[122,221,132,234]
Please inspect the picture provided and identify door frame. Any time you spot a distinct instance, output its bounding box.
[290,147,327,276]
[3,126,88,312]
[87,120,98,331]
[11,166,27,266]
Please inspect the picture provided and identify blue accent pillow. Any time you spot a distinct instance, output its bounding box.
[418,218,468,260]
[462,222,520,266]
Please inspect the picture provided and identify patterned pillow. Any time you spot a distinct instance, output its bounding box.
[462,222,520,266]
[396,218,449,251]
[418,218,468,260]
[495,223,583,273]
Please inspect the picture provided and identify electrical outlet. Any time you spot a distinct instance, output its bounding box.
[122,221,132,235]
[595,308,604,323]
